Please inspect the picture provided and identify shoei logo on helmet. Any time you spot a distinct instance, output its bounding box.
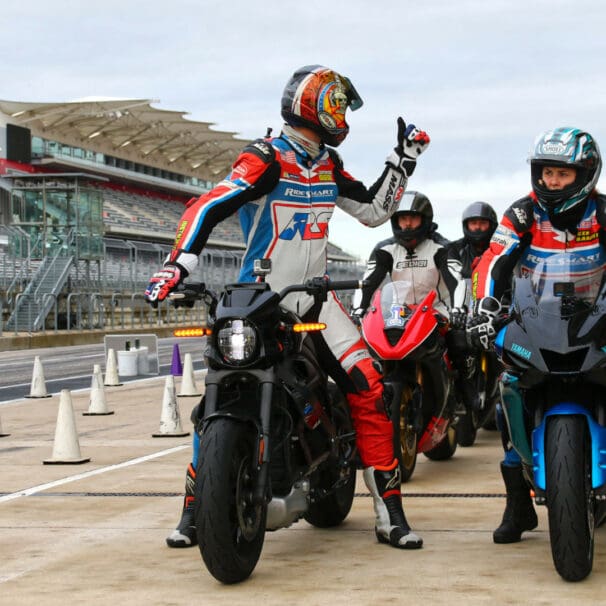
[540,142,568,156]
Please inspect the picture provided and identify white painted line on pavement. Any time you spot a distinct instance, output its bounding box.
[0,444,189,503]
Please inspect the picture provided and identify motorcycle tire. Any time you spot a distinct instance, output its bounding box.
[455,408,478,447]
[304,467,356,528]
[545,415,594,582]
[424,426,457,461]
[196,418,267,584]
[398,424,418,483]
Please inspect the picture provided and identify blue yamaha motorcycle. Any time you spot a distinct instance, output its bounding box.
[495,251,606,582]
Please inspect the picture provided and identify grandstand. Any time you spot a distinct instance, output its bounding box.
[0,98,359,335]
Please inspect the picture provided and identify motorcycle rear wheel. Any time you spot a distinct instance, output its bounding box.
[545,415,594,582]
[423,426,457,461]
[455,407,477,447]
[304,467,356,528]
[196,419,267,584]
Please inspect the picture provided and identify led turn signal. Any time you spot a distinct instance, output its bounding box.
[292,322,326,333]
[173,327,212,338]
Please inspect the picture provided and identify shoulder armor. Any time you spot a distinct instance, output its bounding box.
[594,193,606,229]
[327,148,344,170]
[504,196,534,232]
[242,138,276,163]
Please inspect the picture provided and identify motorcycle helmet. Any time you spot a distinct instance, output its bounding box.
[390,191,433,249]
[530,127,602,214]
[462,201,497,247]
[281,65,363,147]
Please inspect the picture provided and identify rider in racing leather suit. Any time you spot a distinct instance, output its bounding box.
[145,65,430,550]
[352,191,469,414]
[469,126,604,545]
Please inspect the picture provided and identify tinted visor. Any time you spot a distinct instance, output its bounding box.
[342,76,363,111]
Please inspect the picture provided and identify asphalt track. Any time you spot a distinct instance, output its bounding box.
[1,365,606,605]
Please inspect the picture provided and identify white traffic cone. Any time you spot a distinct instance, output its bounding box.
[152,375,190,438]
[44,389,91,464]
[83,364,114,416]
[178,353,202,397]
[104,348,122,386]
[26,356,51,398]
[0,412,9,437]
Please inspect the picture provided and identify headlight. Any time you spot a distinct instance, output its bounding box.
[217,319,257,364]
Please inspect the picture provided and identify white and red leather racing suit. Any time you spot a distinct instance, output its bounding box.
[168,128,411,467]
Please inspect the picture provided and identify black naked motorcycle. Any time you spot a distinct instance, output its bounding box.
[171,261,361,584]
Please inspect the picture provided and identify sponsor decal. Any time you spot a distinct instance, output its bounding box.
[279,210,331,240]
[512,206,527,224]
[471,272,478,300]
[540,142,568,156]
[232,164,248,177]
[511,343,532,360]
[174,221,188,246]
[395,259,428,268]
[383,174,399,209]
[283,171,301,181]
[252,141,272,156]
[394,186,404,202]
[575,229,599,243]
[318,171,334,181]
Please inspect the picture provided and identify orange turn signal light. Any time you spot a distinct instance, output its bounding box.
[173,327,212,338]
[292,322,326,333]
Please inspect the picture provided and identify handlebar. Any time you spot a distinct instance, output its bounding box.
[168,277,367,308]
[278,278,367,303]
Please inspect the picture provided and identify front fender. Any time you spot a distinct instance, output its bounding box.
[532,403,606,490]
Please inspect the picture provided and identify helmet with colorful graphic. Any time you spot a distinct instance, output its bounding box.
[281,65,363,147]
[530,127,602,214]
[462,201,497,247]
[391,191,434,249]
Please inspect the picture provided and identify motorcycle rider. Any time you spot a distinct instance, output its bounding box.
[449,202,498,279]
[468,126,603,544]
[145,65,430,550]
[447,202,499,412]
[351,191,470,410]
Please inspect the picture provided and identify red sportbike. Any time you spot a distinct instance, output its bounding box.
[360,281,457,482]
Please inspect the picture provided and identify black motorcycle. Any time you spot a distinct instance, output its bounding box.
[171,262,361,584]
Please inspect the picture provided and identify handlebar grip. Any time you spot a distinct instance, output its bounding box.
[329,279,366,291]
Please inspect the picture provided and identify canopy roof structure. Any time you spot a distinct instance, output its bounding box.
[0,98,249,181]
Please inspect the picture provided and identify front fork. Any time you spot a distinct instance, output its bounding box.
[203,369,277,506]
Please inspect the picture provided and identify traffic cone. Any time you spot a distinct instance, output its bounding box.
[152,375,190,438]
[0,412,9,437]
[26,356,51,398]
[178,353,201,397]
[83,364,114,416]
[171,343,183,376]
[44,390,91,464]
[104,348,122,386]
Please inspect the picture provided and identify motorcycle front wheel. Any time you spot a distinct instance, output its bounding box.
[545,415,594,582]
[196,418,267,584]
[423,425,457,461]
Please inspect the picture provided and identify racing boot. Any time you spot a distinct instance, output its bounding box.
[364,459,423,549]
[493,463,538,544]
[166,463,198,548]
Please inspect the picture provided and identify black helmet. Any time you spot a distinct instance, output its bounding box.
[390,191,433,249]
[530,127,602,215]
[462,201,497,247]
[281,65,363,147]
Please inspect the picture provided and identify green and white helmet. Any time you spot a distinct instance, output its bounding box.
[530,127,601,214]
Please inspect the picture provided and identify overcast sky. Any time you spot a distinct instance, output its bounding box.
[3,0,606,260]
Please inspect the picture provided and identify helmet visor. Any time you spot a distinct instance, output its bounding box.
[342,76,363,111]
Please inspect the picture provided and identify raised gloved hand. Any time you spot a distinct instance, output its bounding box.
[449,306,468,330]
[144,264,186,307]
[466,296,502,350]
[386,117,430,177]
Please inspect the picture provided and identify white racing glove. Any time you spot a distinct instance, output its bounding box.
[386,117,430,177]
[466,297,502,350]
